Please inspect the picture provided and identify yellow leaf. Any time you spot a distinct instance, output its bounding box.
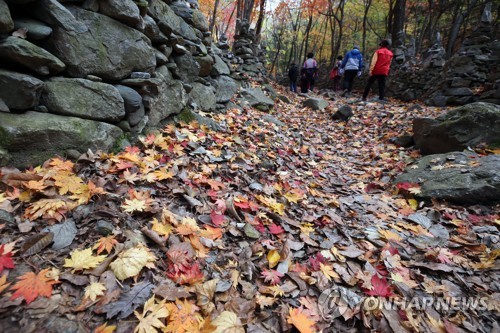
[122,198,147,213]
[94,322,116,333]
[84,282,106,301]
[267,250,280,269]
[408,199,418,210]
[0,274,11,294]
[378,228,403,242]
[287,308,316,333]
[256,195,285,215]
[134,296,168,333]
[110,243,156,280]
[211,311,245,333]
[24,198,76,222]
[53,171,84,195]
[64,248,107,273]
[319,263,339,282]
[151,217,173,237]
[0,193,6,204]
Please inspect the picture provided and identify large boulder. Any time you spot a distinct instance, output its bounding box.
[44,7,156,80]
[148,0,198,42]
[240,88,275,112]
[143,66,187,128]
[98,0,141,26]
[192,10,209,32]
[189,82,216,112]
[413,102,500,155]
[304,98,329,110]
[213,75,238,103]
[0,0,14,34]
[13,18,53,40]
[173,54,200,82]
[394,152,500,204]
[42,78,125,123]
[32,0,88,33]
[0,111,123,168]
[0,36,65,76]
[0,70,44,110]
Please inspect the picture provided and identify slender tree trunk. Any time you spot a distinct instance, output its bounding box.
[209,0,220,35]
[391,0,406,48]
[255,0,267,39]
[446,0,478,58]
[362,0,372,56]
[303,15,313,62]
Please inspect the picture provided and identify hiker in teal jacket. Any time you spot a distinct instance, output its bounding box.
[340,46,364,96]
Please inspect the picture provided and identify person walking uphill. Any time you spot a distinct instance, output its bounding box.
[288,63,299,93]
[340,46,363,97]
[303,52,318,92]
[329,55,343,91]
[362,39,394,101]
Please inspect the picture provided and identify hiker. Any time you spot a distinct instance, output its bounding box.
[303,52,318,92]
[288,63,299,93]
[329,55,343,91]
[299,67,309,93]
[362,39,394,101]
[340,45,363,97]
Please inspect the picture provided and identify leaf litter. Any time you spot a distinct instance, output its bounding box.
[0,82,498,332]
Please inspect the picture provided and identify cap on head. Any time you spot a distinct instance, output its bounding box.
[379,39,390,47]
[353,45,360,50]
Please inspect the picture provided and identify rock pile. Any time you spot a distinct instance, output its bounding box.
[0,0,272,168]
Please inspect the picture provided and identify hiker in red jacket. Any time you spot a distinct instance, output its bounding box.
[362,40,394,101]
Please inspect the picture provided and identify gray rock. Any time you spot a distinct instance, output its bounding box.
[0,0,14,34]
[176,108,222,131]
[213,75,238,103]
[143,15,168,44]
[96,220,114,236]
[155,49,168,65]
[170,1,193,23]
[13,18,53,40]
[192,10,208,32]
[211,54,230,75]
[0,70,44,110]
[99,0,141,26]
[130,72,151,79]
[0,98,8,113]
[44,8,156,80]
[394,152,500,204]
[148,0,198,41]
[240,88,274,112]
[304,98,329,110]
[0,36,65,76]
[42,78,125,122]
[32,0,88,33]
[262,114,284,127]
[413,102,500,155]
[0,111,123,168]
[444,87,473,96]
[278,94,291,104]
[189,82,216,112]
[143,66,187,127]
[332,104,353,120]
[115,85,145,126]
[0,209,14,225]
[196,55,214,76]
[173,54,200,82]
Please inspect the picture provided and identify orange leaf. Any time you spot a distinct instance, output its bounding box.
[287,308,316,333]
[10,268,60,304]
[94,322,116,333]
[93,236,118,254]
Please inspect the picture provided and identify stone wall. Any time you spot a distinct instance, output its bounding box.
[0,0,250,168]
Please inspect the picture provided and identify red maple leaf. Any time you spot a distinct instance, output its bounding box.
[210,210,226,227]
[0,245,14,274]
[362,274,395,297]
[396,182,419,191]
[167,261,204,285]
[309,253,326,271]
[166,244,193,274]
[261,269,284,285]
[268,223,284,235]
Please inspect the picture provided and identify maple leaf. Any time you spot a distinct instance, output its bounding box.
[48,157,75,171]
[210,210,226,227]
[10,268,60,304]
[377,228,403,242]
[0,244,15,274]
[110,243,156,280]
[84,282,106,301]
[93,235,118,255]
[64,247,107,273]
[268,223,285,235]
[261,269,284,285]
[122,198,147,213]
[309,252,326,271]
[256,294,276,308]
[164,299,203,333]
[287,308,316,333]
[212,311,245,333]
[24,198,76,221]
[167,261,204,285]
[319,263,340,282]
[0,274,11,295]
[94,322,116,333]
[256,195,285,215]
[151,217,173,237]
[134,295,168,333]
[362,274,395,297]
[52,171,84,195]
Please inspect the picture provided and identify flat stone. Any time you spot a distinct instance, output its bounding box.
[14,18,53,40]
[0,36,65,76]
[304,98,329,110]
[0,69,44,110]
[240,88,274,112]
[0,111,123,168]
[98,0,141,26]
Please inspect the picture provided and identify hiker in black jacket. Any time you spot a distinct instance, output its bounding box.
[288,63,299,93]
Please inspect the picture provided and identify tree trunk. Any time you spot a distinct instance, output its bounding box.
[362,0,372,56]
[255,0,267,39]
[391,0,406,48]
[209,0,220,35]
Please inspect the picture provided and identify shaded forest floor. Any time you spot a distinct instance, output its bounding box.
[0,83,498,333]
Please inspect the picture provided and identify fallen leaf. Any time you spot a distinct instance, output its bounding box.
[64,247,107,273]
[10,268,60,304]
